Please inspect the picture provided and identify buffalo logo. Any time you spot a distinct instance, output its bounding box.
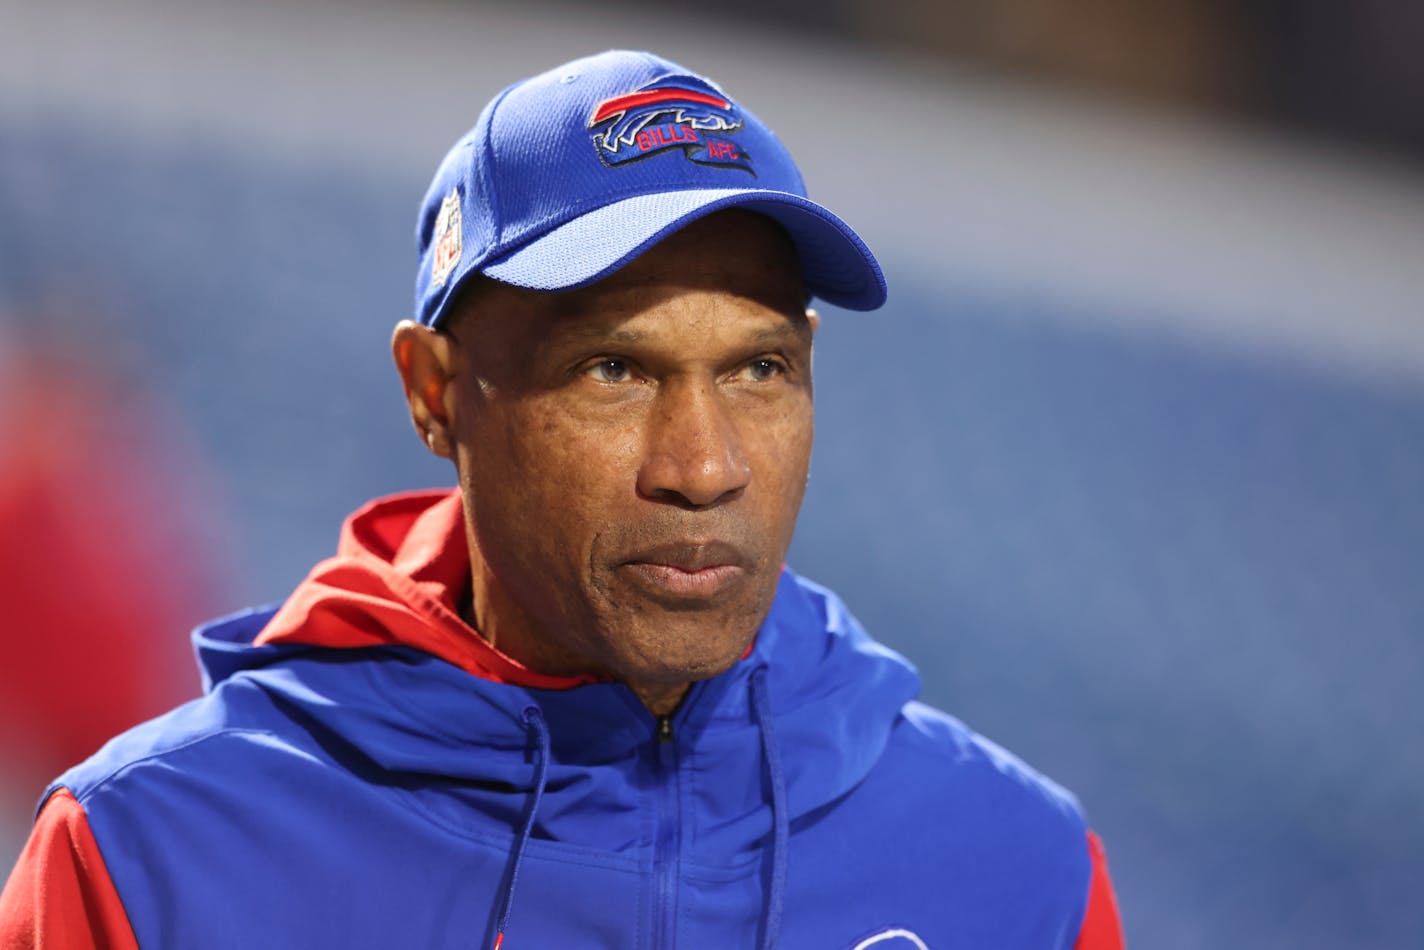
[845,928,930,950]
[588,78,753,173]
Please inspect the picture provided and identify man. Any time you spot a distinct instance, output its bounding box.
[1,51,1123,948]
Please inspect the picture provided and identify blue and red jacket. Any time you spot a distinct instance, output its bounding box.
[1,490,1123,948]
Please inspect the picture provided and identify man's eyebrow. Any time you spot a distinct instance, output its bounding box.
[550,325,647,347]
[748,322,811,347]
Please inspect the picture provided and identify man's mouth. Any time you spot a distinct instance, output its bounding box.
[619,541,750,603]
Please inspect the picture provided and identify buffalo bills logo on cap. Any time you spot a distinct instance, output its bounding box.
[588,77,753,173]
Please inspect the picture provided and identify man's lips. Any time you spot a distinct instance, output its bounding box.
[619,541,751,601]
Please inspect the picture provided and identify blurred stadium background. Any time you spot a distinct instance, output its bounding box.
[3,0,1422,945]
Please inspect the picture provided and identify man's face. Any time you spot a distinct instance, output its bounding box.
[442,211,814,702]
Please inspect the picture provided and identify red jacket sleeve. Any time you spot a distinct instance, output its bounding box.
[0,789,138,950]
[1073,829,1126,949]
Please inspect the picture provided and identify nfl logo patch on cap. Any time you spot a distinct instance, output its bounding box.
[429,188,463,289]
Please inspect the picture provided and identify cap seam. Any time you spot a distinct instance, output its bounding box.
[478,82,519,254]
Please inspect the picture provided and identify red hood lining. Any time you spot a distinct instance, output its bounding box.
[254,489,599,690]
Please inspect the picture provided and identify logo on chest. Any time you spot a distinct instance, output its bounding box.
[845,927,930,950]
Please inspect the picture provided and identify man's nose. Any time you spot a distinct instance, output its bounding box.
[636,380,751,509]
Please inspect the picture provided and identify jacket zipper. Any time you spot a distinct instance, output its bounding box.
[652,714,679,950]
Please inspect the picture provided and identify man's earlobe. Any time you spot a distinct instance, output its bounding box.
[392,320,457,459]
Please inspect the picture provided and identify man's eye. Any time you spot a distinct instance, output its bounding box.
[740,359,784,382]
[586,359,633,383]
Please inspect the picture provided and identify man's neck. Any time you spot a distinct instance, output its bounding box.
[461,548,693,718]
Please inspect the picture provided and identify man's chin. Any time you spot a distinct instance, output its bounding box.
[609,615,760,686]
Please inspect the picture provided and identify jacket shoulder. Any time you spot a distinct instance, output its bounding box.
[48,677,290,810]
[905,701,1080,802]
[853,696,1093,907]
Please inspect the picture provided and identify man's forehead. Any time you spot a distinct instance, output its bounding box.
[474,278,812,348]
[544,312,811,347]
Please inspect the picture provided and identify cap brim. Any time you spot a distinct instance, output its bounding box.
[481,188,887,311]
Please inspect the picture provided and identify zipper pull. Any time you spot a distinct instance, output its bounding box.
[657,715,674,743]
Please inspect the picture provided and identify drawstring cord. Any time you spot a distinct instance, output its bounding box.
[491,682,786,949]
[750,667,788,950]
[491,705,550,950]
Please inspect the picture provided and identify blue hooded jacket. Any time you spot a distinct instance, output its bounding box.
[42,492,1105,949]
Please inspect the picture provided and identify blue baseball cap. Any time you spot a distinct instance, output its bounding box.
[414,50,887,327]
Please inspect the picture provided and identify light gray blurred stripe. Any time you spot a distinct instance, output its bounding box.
[5,0,1424,381]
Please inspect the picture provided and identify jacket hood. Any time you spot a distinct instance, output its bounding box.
[249,489,598,689]
[192,489,922,846]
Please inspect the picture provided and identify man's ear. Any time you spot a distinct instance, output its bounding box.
[392,320,458,459]
[806,308,821,334]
